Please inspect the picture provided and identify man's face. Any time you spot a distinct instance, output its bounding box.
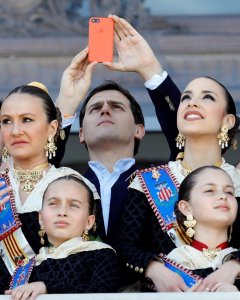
[79,90,143,152]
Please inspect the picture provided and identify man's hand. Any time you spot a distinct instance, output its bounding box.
[104,15,162,81]
[56,47,97,115]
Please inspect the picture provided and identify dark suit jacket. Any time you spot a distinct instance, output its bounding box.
[84,76,181,247]
[146,75,181,161]
[84,165,137,247]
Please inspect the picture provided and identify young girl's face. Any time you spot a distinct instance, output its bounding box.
[180,169,237,229]
[40,179,95,247]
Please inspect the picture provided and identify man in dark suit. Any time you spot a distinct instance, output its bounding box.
[55,17,180,247]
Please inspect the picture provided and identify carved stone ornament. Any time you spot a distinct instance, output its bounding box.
[0,0,150,37]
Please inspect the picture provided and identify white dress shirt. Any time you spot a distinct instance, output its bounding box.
[89,158,135,232]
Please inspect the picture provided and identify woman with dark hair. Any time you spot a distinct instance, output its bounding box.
[116,76,240,292]
[5,175,118,299]
[0,82,98,293]
[166,166,239,292]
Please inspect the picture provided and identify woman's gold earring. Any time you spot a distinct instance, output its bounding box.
[183,214,196,238]
[82,229,89,241]
[217,125,229,149]
[1,147,9,162]
[45,136,57,159]
[176,132,185,149]
[38,225,45,245]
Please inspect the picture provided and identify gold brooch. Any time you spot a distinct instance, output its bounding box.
[152,169,160,181]
[181,168,191,177]
[203,248,221,261]
[60,129,66,140]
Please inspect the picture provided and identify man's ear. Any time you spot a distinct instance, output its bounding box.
[134,124,145,141]
[178,200,193,217]
[79,127,85,144]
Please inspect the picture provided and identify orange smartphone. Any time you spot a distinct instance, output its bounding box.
[88,17,114,63]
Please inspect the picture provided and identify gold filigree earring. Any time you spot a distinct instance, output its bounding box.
[38,225,45,245]
[45,136,57,159]
[217,125,229,149]
[176,132,185,149]
[82,228,89,241]
[1,147,9,162]
[183,214,196,238]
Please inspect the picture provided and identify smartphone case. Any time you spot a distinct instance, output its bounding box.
[88,17,114,62]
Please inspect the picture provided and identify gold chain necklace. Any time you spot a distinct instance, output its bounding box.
[14,162,49,193]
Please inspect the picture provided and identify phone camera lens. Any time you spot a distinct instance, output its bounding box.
[91,18,100,23]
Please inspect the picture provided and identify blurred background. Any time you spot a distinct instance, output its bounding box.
[0,0,239,171]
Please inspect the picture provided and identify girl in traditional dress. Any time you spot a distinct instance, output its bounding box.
[166,166,239,292]
[0,83,97,293]
[5,175,119,299]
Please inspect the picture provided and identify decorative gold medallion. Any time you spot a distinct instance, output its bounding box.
[152,169,160,181]
[60,129,66,140]
[203,248,221,261]
[181,168,191,177]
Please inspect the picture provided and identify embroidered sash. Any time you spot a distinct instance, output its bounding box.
[0,171,34,275]
[160,254,202,287]
[136,165,185,246]
[9,258,35,289]
[0,174,21,240]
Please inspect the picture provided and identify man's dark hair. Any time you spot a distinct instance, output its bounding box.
[79,81,145,155]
